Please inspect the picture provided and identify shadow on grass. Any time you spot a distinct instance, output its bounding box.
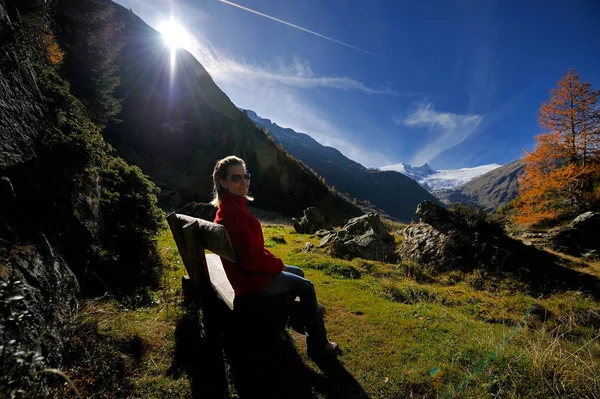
[502,247,600,300]
[168,310,370,398]
[167,310,229,398]
[224,330,371,399]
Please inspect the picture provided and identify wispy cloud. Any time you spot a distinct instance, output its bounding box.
[192,42,394,94]
[396,103,483,165]
[216,74,391,167]
[185,45,393,165]
[218,0,377,56]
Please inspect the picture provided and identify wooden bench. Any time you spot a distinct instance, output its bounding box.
[166,213,293,346]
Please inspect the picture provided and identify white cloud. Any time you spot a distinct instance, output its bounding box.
[396,103,483,165]
[189,42,395,94]
[401,103,482,130]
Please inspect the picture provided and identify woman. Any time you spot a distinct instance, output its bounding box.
[211,155,338,356]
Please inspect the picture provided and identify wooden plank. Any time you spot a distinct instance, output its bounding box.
[169,213,236,310]
[166,212,197,283]
[206,254,235,310]
[178,215,236,263]
[182,219,211,293]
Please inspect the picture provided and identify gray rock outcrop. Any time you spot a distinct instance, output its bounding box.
[0,1,81,394]
[399,201,524,270]
[292,207,331,234]
[318,213,397,262]
[550,212,600,257]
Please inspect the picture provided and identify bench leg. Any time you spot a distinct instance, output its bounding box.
[182,275,199,309]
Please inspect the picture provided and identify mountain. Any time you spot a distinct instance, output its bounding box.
[380,162,503,191]
[244,109,439,222]
[434,160,525,211]
[99,2,362,224]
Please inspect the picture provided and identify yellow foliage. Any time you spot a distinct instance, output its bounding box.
[43,34,64,65]
[514,70,600,226]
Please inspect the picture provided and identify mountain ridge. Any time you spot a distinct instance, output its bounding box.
[244,109,440,222]
[99,2,362,224]
[434,160,525,211]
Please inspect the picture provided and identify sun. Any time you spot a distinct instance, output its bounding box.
[158,19,191,50]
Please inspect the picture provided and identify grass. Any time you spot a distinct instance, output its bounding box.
[54,222,600,398]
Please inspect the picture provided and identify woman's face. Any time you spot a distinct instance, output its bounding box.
[220,163,250,198]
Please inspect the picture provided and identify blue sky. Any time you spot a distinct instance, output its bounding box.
[115,0,600,169]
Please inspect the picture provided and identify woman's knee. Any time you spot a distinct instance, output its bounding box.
[285,265,304,278]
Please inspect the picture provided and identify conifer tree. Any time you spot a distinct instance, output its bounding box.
[515,70,600,225]
[56,0,123,128]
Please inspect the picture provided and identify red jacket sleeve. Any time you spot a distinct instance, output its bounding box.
[220,210,284,275]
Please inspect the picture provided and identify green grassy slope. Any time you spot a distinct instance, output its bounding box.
[54,222,600,398]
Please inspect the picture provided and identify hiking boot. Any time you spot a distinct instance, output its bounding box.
[308,341,339,357]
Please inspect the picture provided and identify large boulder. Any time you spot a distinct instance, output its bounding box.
[0,238,79,396]
[550,212,600,257]
[319,213,397,262]
[399,223,470,269]
[292,207,331,234]
[399,201,526,271]
[398,202,600,297]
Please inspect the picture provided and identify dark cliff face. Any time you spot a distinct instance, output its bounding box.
[101,3,362,224]
[0,0,80,389]
[0,0,164,391]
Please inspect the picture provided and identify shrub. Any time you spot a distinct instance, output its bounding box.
[15,4,164,297]
[95,156,164,296]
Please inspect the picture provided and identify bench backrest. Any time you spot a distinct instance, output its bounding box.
[166,212,236,305]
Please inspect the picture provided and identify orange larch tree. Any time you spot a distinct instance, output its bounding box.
[515,70,600,226]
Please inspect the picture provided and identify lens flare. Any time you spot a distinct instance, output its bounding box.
[158,19,191,50]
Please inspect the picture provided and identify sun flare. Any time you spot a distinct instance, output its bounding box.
[158,19,191,50]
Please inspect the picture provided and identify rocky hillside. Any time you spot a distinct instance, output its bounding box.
[1,0,165,394]
[244,109,439,222]
[434,160,524,211]
[99,3,361,224]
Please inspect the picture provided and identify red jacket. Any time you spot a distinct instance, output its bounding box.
[214,192,284,295]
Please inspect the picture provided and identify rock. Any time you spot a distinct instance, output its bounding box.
[0,236,79,396]
[0,1,44,171]
[292,207,331,234]
[583,250,598,260]
[520,232,548,239]
[319,213,397,262]
[301,242,314,253]
[572,211,600,228]
[315,229,331,238]
[550,212,600,257]
[319,233,335,247]
[399,201,531,271]
[399,223,469,270]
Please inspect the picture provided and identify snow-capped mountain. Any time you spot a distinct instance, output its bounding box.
[379,163,503,191]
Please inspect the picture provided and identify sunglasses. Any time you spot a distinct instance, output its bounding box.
[228,172,251,183]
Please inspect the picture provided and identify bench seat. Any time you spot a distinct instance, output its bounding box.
[206,254,235,310]
[166,212,293,333]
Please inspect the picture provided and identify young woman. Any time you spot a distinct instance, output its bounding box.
[211,155,338,356]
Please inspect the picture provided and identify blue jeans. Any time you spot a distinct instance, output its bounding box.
[258,265,328,350]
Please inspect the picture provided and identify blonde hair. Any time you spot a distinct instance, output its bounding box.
[210,155,253,207]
